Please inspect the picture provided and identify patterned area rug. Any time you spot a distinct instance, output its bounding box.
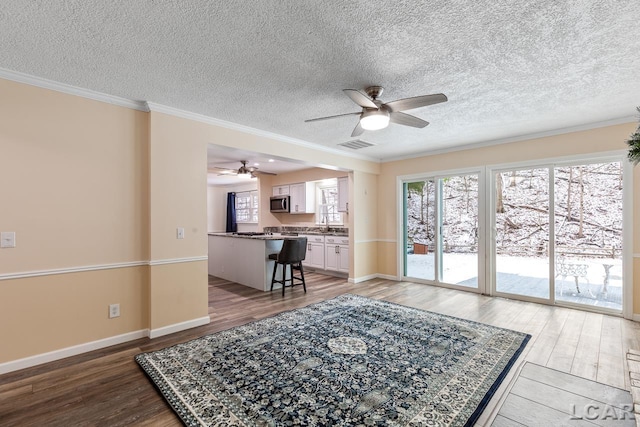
[136,294,530,426]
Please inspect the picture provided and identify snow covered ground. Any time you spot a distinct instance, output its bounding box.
[406,253,623,310]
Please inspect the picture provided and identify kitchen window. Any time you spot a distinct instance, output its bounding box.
[236,191,258,223]
[316,181,343,225]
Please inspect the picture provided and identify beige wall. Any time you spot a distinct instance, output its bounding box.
[207,185,227,232]
[149,261,208,330]
[353,171,378,279]
[0,78,151,363]
[0,268,148,362]
[378,122,639,312]
[0,79,149,273]
[147,112,210,330]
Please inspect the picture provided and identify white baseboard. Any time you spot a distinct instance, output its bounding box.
[632,314,640,323]
[349,273,401,284]
[0,329,149,375]
[149,316,211,339]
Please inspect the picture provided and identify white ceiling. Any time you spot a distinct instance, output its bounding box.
[1,1,639,163]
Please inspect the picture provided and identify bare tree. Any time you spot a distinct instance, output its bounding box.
[567,167,573,221]
[578,166,585,238]
[496,173,505,213]
[510,170,517,187]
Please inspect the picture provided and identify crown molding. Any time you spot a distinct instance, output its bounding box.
[145,101,379,163]
[0,68,379,162]
[383,115,638,163]
[0,67,149,112]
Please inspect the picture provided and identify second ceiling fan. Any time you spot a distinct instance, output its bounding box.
[305,86,447,137]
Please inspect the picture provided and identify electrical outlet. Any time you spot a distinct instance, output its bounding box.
[177,227,185,239]
[109,303,120,319]
[1,232,16,248]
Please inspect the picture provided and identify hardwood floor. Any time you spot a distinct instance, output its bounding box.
[1,272,638,426]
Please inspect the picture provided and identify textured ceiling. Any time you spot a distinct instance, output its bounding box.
[1,1,639,161]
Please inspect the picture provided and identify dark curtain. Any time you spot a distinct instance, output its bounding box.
[226,192,237,233]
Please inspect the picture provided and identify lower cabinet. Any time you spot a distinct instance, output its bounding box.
[302,235,325,269]
[324,237,349,273]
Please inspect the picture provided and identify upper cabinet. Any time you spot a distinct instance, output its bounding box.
[289,182,315,214]
[272,185,290,196]
[337,176,348,213]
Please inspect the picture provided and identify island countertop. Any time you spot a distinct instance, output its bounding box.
[208,233,302,291]
[208,232,291,240]
[208,232,348,239]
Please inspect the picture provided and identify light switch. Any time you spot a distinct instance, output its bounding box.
[1,232,16,248]
[177,227,185,239]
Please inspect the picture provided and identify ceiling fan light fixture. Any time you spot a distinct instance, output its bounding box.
[360,109,390,131]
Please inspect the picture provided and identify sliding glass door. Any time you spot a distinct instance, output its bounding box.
[553,162,623,311]
[494,168,550,300]
[491,160,624,312]
[440,175,479,287]
[404,173,479,289]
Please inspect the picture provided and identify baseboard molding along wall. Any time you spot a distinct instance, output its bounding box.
[350,273,400,284]
[0,329,149,375]
[0,315,212,374]
[149,316,211,339]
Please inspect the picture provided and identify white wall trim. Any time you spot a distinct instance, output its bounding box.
[0,67,149,112]
[148,256,208,266]
[354,239,397,244]
[149,316,211,339]
[0,329,149,375]
[0,257,209,281]
[0,261,148,281]
[634,253,640,258]
[383,116,638,162]
[349,273,400,284]
[146,101,377,163]
[632,314,640,323]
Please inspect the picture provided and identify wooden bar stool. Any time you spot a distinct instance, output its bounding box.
[269,238,307,296]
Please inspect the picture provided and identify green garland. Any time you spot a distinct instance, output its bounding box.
[627,107,640,166]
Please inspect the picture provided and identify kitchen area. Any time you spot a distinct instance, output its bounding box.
[207,147,351,291]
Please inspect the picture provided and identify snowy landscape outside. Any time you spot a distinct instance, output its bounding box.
[405,162,623,311]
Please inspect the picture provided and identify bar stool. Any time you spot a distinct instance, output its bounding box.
[269,238,307,296]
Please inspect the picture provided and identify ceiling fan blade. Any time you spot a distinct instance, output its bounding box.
[305,112,361,123]
[385,93,448,113]
[351,121,364,137]
[254,170,277,176]
[209,167,237,175]
[389,112,429,128]
[343,89,378,109]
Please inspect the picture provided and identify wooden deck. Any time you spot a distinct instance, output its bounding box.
[0,273,638,426]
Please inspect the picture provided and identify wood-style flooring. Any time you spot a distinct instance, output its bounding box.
[1,273,639,426]
[494,363,634,426]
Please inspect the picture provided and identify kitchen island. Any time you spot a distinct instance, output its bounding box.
[207,233,300,292]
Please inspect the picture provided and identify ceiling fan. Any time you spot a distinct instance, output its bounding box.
[212,160,276,179]
[305,86,448,137]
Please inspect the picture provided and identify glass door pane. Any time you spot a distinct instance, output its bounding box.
[554,162,623,311]
[495,168,550,300]
[440,174,479,288]
[405,179,436,280]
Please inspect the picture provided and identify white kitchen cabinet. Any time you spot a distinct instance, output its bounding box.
[272,185,290,196]
[337,176,349,212]
[301,235,325,269]
[324,236,349,273]
[289,182,315,214]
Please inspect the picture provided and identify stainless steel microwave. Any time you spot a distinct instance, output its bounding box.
[270,195,290,213]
